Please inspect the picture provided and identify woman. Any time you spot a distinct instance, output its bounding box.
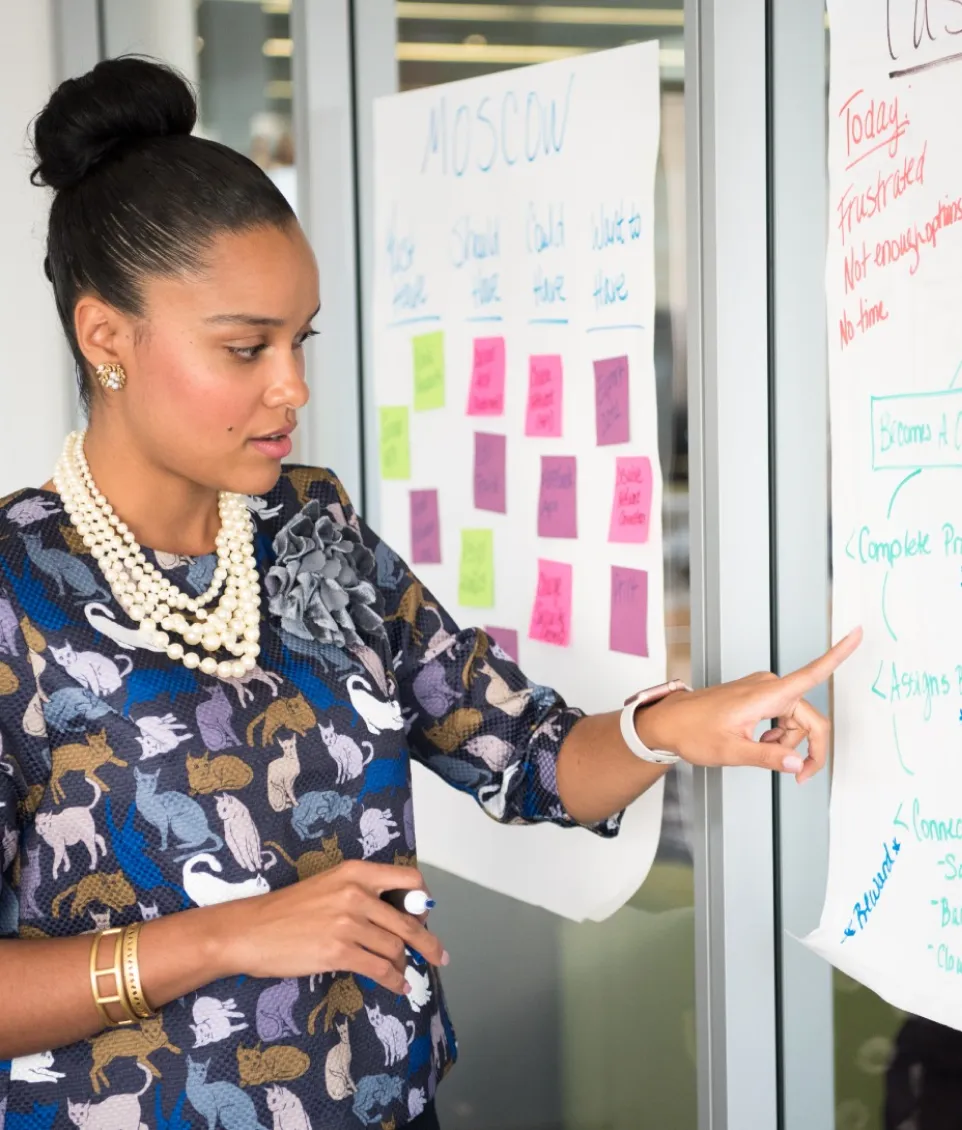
[0,58,857,1130]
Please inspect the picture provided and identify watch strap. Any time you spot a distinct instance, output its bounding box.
[619,680,693,765]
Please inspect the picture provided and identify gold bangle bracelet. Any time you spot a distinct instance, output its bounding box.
[89,928,138,1028]
[121,923,155,1020]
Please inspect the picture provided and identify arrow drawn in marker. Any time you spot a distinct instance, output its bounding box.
[842,920,856,942]
[846,529,857,560]
[893,803,908,830]
[887,468,922,519]
[872,661,887,700]
[893,715,914,776]
[882,572,898,642]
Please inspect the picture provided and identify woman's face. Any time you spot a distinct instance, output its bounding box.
[85,222,319,499]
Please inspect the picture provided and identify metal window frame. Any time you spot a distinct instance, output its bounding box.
[687,0,780,1126]
[768,1,834,1128]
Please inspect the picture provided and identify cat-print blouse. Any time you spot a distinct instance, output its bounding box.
[0,466,619,1130]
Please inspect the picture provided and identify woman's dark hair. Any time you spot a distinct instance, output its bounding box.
[31,56,296,409]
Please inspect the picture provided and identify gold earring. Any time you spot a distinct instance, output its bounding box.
[95,363,127,391]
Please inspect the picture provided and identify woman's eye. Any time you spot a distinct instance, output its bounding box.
[227,344,267,361]
[294,329,320,350]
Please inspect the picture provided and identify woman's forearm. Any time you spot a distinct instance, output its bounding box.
[0,902,238,1058]
[555,710,668,825]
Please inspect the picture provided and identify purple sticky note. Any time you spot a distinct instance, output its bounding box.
[525,355,564,437]
[484,626,519,663]
[594,355,630,446]
[468,338,506,416]
[608,457,653,544]
[410,490,441,564]
[474,432,507,513]
[537,456,577,539]
[610,566,649,657]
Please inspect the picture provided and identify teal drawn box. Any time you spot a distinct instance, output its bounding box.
[871,388,962,471]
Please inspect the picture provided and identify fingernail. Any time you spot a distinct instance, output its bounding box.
[403,981,412,994]
[782,754,804,773]
[441,950,451,966]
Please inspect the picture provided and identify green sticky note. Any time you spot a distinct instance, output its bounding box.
[413,331,445,411]
[379,406,411,480]
[459,529,495,608]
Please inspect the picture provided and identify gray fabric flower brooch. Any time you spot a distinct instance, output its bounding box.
[265,500,384,650]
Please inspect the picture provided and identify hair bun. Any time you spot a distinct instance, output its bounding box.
[31,56,197,192]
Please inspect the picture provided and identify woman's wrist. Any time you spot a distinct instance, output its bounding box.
[633,692,685,759]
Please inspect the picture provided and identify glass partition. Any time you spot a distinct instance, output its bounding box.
[381,5,696,1127]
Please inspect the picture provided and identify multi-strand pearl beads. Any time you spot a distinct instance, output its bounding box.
[53,431,261,681]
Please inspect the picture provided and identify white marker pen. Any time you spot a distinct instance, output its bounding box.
[383,888,436,915]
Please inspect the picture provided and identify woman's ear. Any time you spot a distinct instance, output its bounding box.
[74,295,133,370]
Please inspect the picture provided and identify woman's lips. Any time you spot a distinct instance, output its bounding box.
[249,434,294,460]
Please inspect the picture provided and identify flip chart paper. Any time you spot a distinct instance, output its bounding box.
[609,566,648,657]
[609,456,653,544]
[410,490,441,564]
[474,432,507,514]
[373,44,665,922]
[458,529,495,608]
[484,625,519,662]
[468,337,506,416]
[529,559,573,647]
[413,331,445,411]
[804,0,962,1029]
[379,407,411,480]
[525,355,564,437]
[537,456,578,539]
[594,355,631,446]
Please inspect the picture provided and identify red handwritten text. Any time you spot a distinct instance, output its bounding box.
[839,89,911,170]
[837,143,927,246]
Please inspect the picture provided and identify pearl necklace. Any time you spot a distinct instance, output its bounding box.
[53,430,261,681]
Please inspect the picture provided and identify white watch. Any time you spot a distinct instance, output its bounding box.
[619,680,693,765]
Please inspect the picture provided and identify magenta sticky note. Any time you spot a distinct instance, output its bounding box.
[537,456,577,539]
[528,559,573,647]
[609,566,649,657]
[474,432,507,513]
[608,457,653,544]
[484,626,519,663]
[594,355,630,446]
[468,338,506,416]
[410,490,441,564]
[525,355,564,437]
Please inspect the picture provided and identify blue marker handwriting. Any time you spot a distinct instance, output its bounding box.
[842,836,901,942]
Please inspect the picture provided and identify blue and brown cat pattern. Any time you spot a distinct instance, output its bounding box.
[0,466,620,1129]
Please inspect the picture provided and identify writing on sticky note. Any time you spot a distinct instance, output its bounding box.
[484,625,519,663]
[538,456,577,539]
[525,355,563,437]
[379,406,411,480]
[610,566,648,657]
[608,457,653,543]
[474,432,507,513]
[468,337,505,415]
[529,559,573,647]
[594,355,630,445]
[413,331,445,411]
[410,490,441,564]
[459,529,495,608]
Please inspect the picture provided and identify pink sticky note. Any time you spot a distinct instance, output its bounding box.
[608,457,653,544]
[610,566,649,657]
[410,490,442,564]
[474,432,507,513]
[528,559,573,647]
[594,355,630,446]
[537,456,577,539]
[484,626,519,663]
[525,355,564,437]
[468,338,506,416]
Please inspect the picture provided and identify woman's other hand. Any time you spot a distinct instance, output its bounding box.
[220,860,448,995]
